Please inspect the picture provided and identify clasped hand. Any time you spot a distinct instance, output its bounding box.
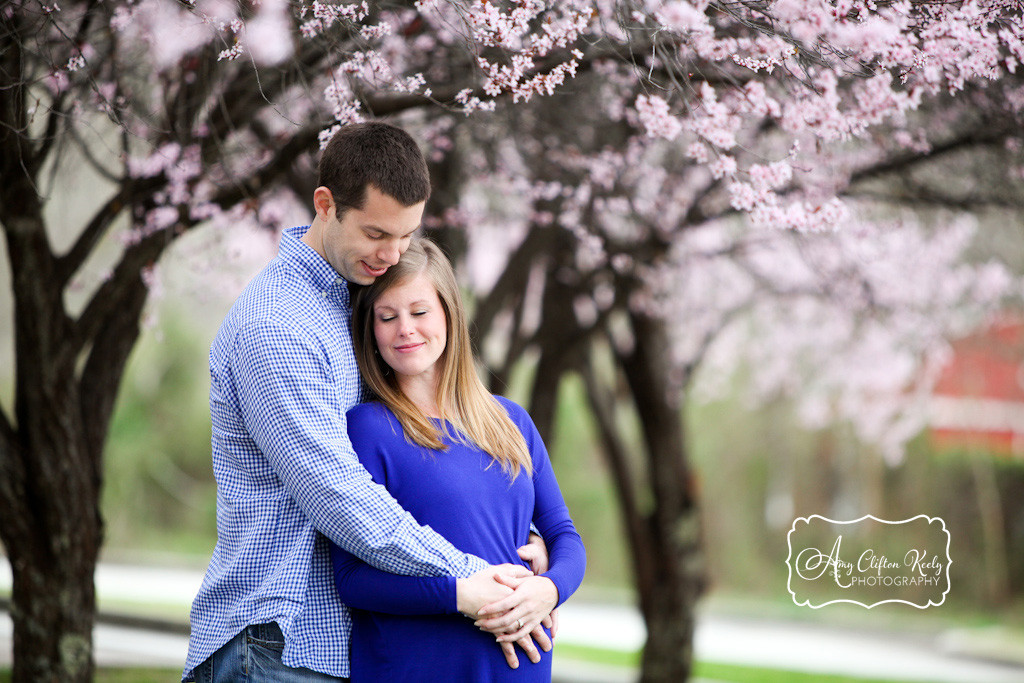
[456,564,559,669]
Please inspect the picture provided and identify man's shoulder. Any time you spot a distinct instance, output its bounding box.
[238,257,311,312]
[221,260,327,338]
[211,268,331,376]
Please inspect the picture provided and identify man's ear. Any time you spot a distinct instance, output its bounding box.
[313,186,334,219]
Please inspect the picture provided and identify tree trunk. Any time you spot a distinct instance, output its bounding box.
[0,189,99,680]
[0,132,148,681]
[620,312,704,683]
[579,309,704,682]
[638,570,698,682]
[8,498,99,683]
[970,454,1010,604]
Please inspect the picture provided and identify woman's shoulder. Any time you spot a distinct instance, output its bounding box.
[346,401,404,446]
[347,400,398,426]
[491,394,523,414]
[491,395,533,427]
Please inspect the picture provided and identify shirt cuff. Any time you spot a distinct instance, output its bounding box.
[462,553,490,577]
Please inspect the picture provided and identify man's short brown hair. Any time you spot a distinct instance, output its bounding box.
[318,122,431,216]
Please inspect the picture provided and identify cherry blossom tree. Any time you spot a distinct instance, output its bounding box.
[445,95,1021,680]
[1,0,1022,682]
[0,2,590,680]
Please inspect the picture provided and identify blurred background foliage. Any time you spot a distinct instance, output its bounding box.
[94,271,1024,626]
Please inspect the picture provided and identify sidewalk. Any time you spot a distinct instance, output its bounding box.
[3,561,1024,682]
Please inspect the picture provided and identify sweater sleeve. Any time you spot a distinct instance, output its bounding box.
[505,399,587,606]
[329,404,458,615]
[330,543,458,614]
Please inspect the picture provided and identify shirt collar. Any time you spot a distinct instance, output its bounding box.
[279,225,351,308]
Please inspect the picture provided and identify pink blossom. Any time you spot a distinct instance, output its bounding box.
[635,94,682,140]
[708,155,736,179]
[122,0,220,70]
[110,5,132,31]
[244,0,294,66]
[46,70,70,94]
[686,142,710,163]
[728,181,760,212]
[654,1,710,35]
[749,160,792,191]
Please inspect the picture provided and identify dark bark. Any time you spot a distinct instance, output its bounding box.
[620,312,704,683]
[1,173,100,683]
[576,310,704,683]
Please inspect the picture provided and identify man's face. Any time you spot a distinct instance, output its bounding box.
[322,185,425,285]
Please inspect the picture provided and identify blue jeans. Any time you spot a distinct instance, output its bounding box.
[193,622,348,683]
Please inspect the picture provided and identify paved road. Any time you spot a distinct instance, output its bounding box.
[3,562,1024,682]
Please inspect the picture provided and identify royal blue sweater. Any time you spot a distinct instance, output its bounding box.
[330,397,586,681]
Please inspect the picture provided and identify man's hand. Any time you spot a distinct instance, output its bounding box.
[515,533,560,639]
[517,533,549,574]
[456,564,531,617]
[474,536,557,670]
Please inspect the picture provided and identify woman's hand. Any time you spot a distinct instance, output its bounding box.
[473,574,558,643]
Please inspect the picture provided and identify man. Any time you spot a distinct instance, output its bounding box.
[184,122,553,682]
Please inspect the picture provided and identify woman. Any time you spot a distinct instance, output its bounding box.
[329,238,585,681]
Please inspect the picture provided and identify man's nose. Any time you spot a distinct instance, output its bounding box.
[379,240,401,266]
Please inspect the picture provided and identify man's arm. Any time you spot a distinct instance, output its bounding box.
[232,320,487,578]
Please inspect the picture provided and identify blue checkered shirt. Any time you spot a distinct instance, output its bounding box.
[183,225,488,680]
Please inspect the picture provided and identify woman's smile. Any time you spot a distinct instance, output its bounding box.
[373,272,448,385]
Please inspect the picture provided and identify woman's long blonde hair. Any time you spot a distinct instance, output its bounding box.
[352,238,532,479]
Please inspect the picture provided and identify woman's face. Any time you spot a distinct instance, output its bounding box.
[372,272,448,385]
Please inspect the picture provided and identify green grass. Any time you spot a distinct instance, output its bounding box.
[555,642,641,668]
[554,644,942,683]
[693,662,940,683]
[0,646,947,683]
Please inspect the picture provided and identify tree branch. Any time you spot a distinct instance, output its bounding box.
[581,345,645,548]
[55,179,159,287]
[0,405,16,459]
[845,185,1024,211]
[0,9,37,193]
[68,228,170,364]
[79,268,148,469]
[848,126,1011,187]
[208,122,324,209]
[202,37,333,154]
[472,227,556,341]
[35,0,102,170]
[0,422,29,557]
